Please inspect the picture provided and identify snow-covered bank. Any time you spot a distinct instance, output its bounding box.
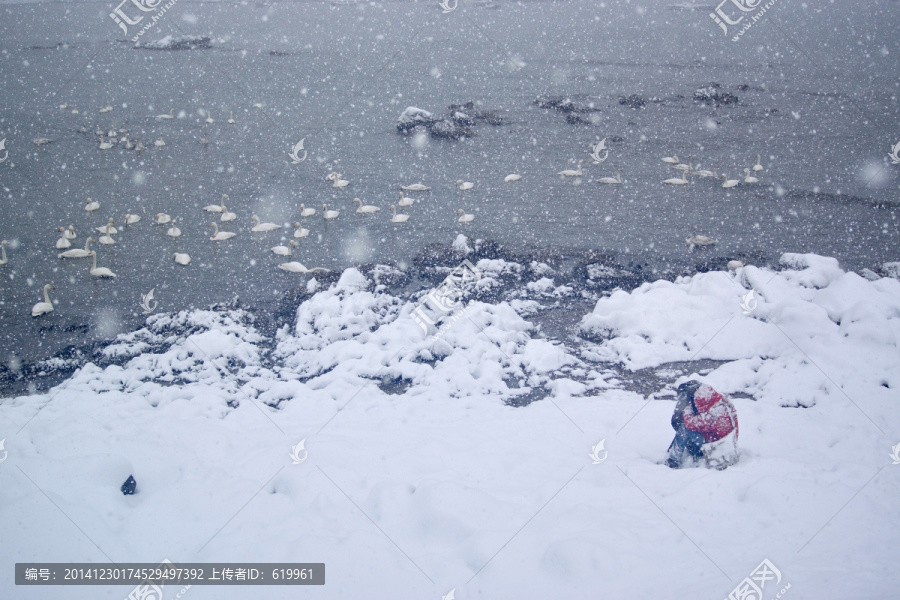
[1,253,899,598]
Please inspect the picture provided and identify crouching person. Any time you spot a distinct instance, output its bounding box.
[667,380,739,469]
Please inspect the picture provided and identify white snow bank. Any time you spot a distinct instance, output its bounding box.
[580,253,900,412]
[2,255,899,599]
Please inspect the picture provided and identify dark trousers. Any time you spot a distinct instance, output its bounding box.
[667,426,706,468]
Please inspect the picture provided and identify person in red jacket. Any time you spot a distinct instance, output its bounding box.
[667,380,739,469]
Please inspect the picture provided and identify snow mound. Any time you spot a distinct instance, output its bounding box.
[580,255,900,410]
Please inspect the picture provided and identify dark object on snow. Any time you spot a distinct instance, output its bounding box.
[693,84,739,106]
[121,475,137,495]
[618,94,646,109]
[667,381,739,469]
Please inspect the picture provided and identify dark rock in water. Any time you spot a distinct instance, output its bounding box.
[135,35,212,51]
[618,94,646,108]
[566,113,593,125]
[121,475,137,495]
[693,84,739,105]
[534,94,601,114]
[429,118,474,140]
[397,103,497,140]
[397,106,434,133]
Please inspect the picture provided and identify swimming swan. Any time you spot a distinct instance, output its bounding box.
[59,237,94,258]
[209,222,236,241]
[89,251,116,278]
[31,284,54,317]
[251,216,282,232]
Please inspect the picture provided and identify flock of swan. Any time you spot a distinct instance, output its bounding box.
[13,104,767,318]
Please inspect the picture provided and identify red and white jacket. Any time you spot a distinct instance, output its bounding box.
[683,384,739,443]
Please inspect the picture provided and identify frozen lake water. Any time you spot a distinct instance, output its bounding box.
[0,0,898,385]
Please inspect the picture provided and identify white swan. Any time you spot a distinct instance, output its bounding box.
[664,171,690,185]
[63,225,77,239]
[174,252,191,265]
[56,230,71,249]
[400,183,430,191]
[98,231,116,245]
[397,192,414,207]
[154,139,166,147]
[96,218,118,235]
[156,109,175,119]
[134,139,145,152]
[205,111,214,124]
[693,165,717,178]
[33,137,53,146]
[558,160,584,177]
[504,174,521,182]
[85,198,100,212]
[686,235,716,249]
[673,156,693,172]
[167,219,182,237]
[327,172,349,188]
[59,237,94,258]
[323,204,340,220]
[752,154,764,172]
[662,154,679,164]
[156,213,171,224]
[271,241,296,256]
[124,214,141,225]
[743,168,759,184]
[227,111,235,125]
[299,203,316,217]
[278,262,330,274]
[89,251,116,278]
[457,209,475,223]
[721,174,740,189]
[0,240,8,264]
[209,222,236,241]
[293,223,310,238]
[204,195,226,212]
[220,206,236,222]
[251,215,282,232]
[98,136,114,150]
[456,180,474,190]
[597,169,622,184]
[99,105,113,114]
[31,284,54,317]
[353,198,380,214]
[390,205,409,223]
[727,260,744,271]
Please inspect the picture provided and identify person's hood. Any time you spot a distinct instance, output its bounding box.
[693,384,724,412]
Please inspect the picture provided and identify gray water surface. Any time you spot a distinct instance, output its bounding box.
[0,0,898,385]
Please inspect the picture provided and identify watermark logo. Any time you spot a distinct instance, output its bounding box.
[710,0,779,41]
[111,0,179,43]
[589,439,607,464]
[289,138,307,164]
[0,439,7,464]
[410,260,482,339]
[0,138,8,164]
[888,141,900,165]
[140,288,158,314]
[725,559,789,600]
[290,440,308,465]
[589,138,609,164]
[442,589,456,600]
[125,558,190,600]
[890,443,900,465]
[438,0,457,13]
[740,290,757,314]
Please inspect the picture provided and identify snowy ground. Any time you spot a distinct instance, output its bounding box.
[2,250,899,599]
